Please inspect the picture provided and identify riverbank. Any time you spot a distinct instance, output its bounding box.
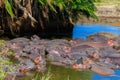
[77,1,120,26]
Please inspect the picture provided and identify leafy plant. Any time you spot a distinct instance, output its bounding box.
[0,40,5,46]
[0,40,14,80]
[0,0,97,36]
[0,58,13,80]
[38,0,97,23]
[95,0,101,2]
[2,0,15,18]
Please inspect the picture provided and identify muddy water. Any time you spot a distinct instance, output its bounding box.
[18,64,120,80]
[18,64,92,80]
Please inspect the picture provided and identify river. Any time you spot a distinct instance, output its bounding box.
[72,24,120,80]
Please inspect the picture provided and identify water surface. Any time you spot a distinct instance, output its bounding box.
[19,64,120,80]
[92,70,120,80]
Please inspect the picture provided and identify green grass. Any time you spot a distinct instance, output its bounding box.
[32,69,52,80]
[0,40,14,80]
[22,64,92,80]
[0,58,13,80]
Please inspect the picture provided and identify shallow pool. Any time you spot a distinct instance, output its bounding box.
[48,65,120,80]
[18,64,120,80]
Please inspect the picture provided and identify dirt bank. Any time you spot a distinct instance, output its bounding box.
[78,4,120,26]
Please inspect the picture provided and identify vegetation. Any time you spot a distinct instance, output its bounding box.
[0,0,97,37]
[32,69,52,80]
[19,64,92,80]
[0,58,13,80]
[0,40,14,80]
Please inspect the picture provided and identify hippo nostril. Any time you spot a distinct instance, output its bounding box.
[107,40,114,46]
[34,56,41,63]
[17,69,23,73]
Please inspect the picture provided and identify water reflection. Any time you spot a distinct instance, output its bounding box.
[19,64,92,80]
[92,70,120,80]
[46,64,92,80]
[17,64,120,80]
[50,65,120,80]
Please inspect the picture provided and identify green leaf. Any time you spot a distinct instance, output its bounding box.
[48,4,57,13]
[38,0,45,6]
[47,0,57,13]
[3,0,14,18]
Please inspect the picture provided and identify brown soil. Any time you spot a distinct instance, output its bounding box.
[112,21,120,26]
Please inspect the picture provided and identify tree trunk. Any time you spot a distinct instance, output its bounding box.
[0,0,73,38]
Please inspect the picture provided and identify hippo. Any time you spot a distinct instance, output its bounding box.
[69,38,85,47]
[87,32,118,42]
[8,38,30,46]
[95,62,119,69]
[98,47,120,58]
[31,35,40,41]
[2,33,120,77]
[90,64,114,76]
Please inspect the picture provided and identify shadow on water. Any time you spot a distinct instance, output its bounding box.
[18,64,92,80]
